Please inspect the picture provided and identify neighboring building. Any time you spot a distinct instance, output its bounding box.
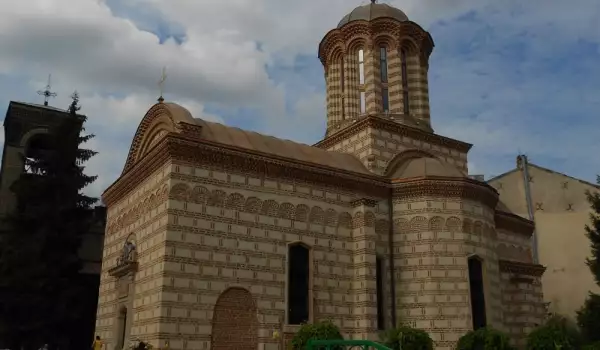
[488,155,600,321]
[95,2,546,350]
[0,101,106,349]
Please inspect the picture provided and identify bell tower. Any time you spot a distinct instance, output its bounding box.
[316,2,471,176]
[318,0,434,137]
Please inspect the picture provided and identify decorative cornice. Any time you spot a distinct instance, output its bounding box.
[103,135,390,207]
[168,137,389,196]
[499,259,546,277]
[495,210,534,237]
[351,198,379,208]
[392,177,499,208]
[314,115,472,154]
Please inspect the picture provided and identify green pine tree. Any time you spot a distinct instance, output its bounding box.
[577,177,600,344]
[584,179,600,284]
[0,91,98,349]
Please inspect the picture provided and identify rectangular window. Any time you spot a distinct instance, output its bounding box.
[288,244,310,325]
[382,88,389,112]
[376,257,385,330]
[380,47,388,83]
[360,91,366,114]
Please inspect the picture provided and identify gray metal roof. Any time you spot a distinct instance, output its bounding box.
[337,2,409,28]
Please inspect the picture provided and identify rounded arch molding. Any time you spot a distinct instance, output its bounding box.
[318,19,435,67]
[122,102,195,175]
[384,149,437,177]
[19,127,50,148]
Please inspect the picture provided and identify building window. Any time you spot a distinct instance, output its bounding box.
[341,58,345,92]
[401,48,410,115]
[358,49,365,85]
[288,243,310,325]
[380,47,388,83]
[341,57,346,119]
[360,91,366,114]
[382,88,389,112]
[376,257,385,330]
[468,256,487,330]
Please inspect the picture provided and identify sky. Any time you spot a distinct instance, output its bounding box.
[0,0,598,198]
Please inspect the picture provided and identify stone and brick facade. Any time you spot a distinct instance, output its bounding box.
[95,2,546,350]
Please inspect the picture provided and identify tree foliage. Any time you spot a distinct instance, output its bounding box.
[289,321,344,350]
[578,293,600,344]
[0,92,98,349]
[576,178,600,346]
[456,327,514,350]
[380,325,433,350]
[526,315,582,350]
[584,177,600,285]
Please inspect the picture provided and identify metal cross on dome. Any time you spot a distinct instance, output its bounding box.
[37,74,57,106]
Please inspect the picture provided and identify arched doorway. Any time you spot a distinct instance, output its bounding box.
[211,287,258,350]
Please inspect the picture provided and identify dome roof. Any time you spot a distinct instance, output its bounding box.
[337,1,409,28]
[389,156,465,179]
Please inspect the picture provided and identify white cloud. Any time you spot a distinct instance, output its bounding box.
[0,0,598,197]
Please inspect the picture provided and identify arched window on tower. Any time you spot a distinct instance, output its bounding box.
[24,133,54,176]
[341,57,345,119]
[288,243,310,325]
[468,255,487,330]
[380,47,388,83]
[400,48,410,115]
[380,46,389,113]
[358,48,366,114]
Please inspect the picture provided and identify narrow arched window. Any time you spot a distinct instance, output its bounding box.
[401,48,410,114]
[288,244,310,324]
[341,57,346,119]
[358,49,365,84]
[468,256,487,330]
[379,47,388,83]
[358,48,366,114]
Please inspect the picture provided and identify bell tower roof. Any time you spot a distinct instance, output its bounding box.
[337,1,409,28]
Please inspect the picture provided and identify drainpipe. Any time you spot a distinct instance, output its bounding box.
[518,155,539,264]
[388,190,397,327]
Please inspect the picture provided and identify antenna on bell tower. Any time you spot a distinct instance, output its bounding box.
[37,74,57,106]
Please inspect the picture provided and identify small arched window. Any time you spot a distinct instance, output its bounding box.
[400,48,410,115]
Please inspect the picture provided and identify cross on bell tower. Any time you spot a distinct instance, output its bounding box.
[37,74,57,106]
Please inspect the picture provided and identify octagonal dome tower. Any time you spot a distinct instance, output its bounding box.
[319,0,435,137]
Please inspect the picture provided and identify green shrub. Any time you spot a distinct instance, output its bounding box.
[381,325,433,350]
[456,327,514,350]
[526,315,582,350]
[289,320,343,350]
[577,293,600,344]
[583,342,600,350]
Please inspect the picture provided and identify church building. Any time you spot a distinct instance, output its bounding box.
[95,2,547,349]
